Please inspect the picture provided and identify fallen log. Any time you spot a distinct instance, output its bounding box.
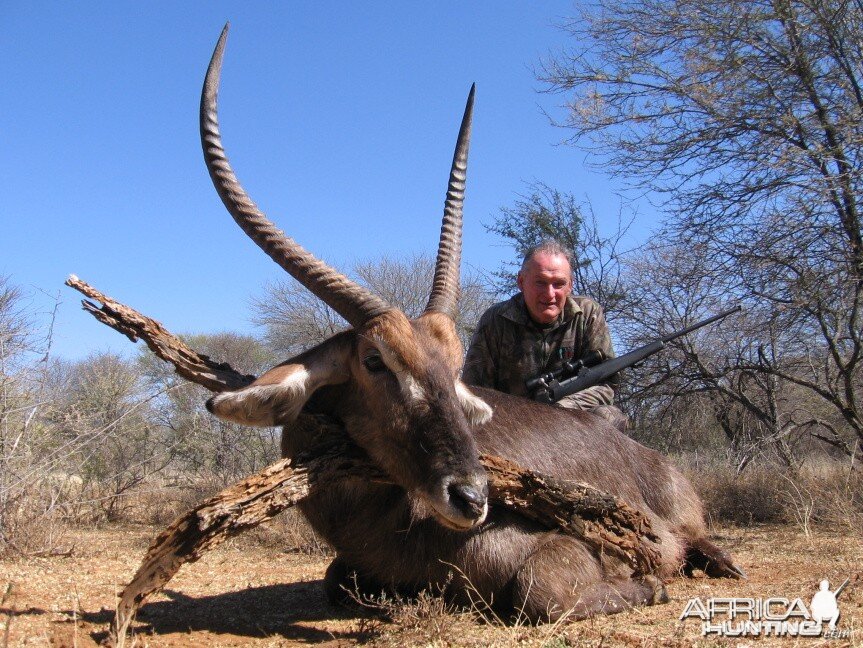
[65,277,661,647]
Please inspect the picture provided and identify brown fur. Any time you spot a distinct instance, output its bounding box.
[364,311,427,372]
[416,311,465,372]
[208,314,741,623]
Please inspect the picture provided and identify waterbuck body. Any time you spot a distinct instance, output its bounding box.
[201,25,742,622]
[294,386,714,620]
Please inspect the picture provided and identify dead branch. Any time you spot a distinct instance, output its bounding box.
[65,276,661,647]
[108,427,374,645]
[65,275,255,392]
[483,454,660,569]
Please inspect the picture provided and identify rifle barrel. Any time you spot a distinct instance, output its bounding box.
[834,577,850,597]
[660,305,742,342]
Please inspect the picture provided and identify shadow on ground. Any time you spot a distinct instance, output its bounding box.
[77,580,372,644]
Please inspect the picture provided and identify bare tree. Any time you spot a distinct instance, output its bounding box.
[47,353,174,519]
[0,276,30,373]
[618,241,829,472]
[0,277,31,550]
[252,253,494,354]
[1,282,155,548]
[139,333,281,486]
[542,0,863,462]
[488,183,633,320]
[0,278,66,553]
[250,281,343,357]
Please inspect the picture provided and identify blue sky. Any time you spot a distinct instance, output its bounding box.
[1,2,655,361]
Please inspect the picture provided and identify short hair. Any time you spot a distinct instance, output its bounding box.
[519,239,575,274]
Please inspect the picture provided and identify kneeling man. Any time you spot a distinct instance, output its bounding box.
[463,240,625,428]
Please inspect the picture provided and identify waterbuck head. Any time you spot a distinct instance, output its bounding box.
[202,25,492,531]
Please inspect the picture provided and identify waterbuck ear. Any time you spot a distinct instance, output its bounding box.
[206,334,353,427]
[455,380,493,425]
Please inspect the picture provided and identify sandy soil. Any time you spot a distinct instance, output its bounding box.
[1,522,861,647]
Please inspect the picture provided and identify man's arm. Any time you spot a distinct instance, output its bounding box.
[556,384,615,409]
[556,298,617,409]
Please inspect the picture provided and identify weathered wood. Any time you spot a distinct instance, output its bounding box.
[66,277,661,646]
[108,429,372,646]
[482,453,660,572]
[65,275,255,392]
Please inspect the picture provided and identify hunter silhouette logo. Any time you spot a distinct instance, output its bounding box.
[810,578,849,632]
[680,577,852,637]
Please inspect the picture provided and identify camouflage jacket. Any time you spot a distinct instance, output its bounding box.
[462,294,616,410]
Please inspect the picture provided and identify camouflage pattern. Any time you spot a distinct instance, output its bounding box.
[462,293,617,410]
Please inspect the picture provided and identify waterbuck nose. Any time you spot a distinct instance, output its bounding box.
[448,478,488,521]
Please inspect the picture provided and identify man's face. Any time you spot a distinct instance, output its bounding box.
[517,252,573,325]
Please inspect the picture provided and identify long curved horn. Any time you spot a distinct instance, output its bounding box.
[200,24,391,328]
[424,85,474,319]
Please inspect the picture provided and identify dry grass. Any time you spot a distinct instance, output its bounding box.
[12,456,859,553]
[3,460,861,645]
[1,522,861,647]
[684,458,863,534]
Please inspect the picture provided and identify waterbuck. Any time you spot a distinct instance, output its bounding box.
[202,25,743,622]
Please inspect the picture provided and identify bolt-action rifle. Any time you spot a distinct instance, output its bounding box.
[527,305,742,404]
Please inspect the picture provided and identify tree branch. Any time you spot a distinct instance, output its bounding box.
[65,275,255,392]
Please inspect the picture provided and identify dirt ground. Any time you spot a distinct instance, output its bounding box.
[1,522,861,647]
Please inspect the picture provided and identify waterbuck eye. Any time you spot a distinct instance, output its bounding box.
[362,354,387,373]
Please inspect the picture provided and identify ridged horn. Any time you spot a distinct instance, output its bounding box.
[200,24,391,328]
[424,84,474,318]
